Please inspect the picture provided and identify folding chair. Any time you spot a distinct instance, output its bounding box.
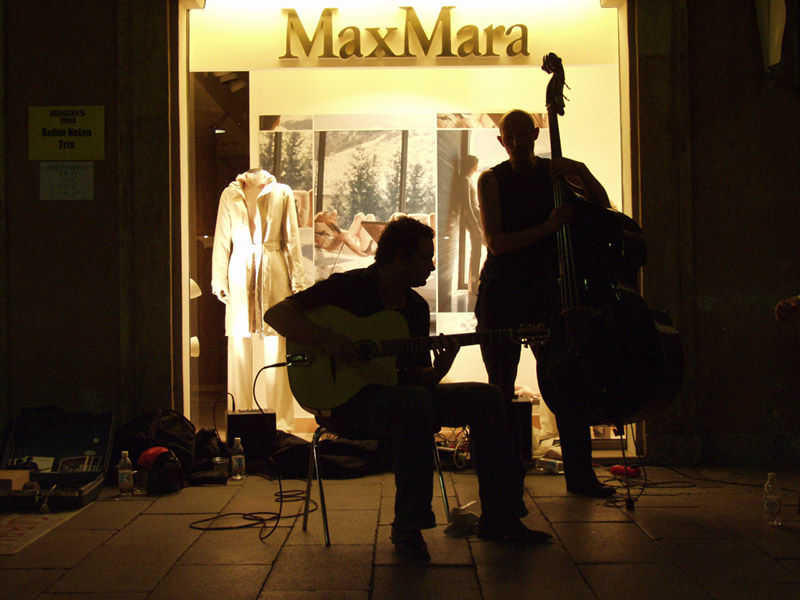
[302,423,451,546]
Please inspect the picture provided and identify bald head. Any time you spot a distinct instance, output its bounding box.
[499,110,538,135]
[497,109,539,162]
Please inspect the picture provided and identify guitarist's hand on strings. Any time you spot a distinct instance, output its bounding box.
[431,334,460,381]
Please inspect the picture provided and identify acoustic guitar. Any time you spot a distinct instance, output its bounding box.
[285,305,549,410]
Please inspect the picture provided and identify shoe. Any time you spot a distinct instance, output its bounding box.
[567,481,617,498]
[476,518,553,544]
[390,524,431,562]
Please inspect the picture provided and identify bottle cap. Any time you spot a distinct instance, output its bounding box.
[121,450,128,458]
[234,437,241,443]
[768,472,776,477]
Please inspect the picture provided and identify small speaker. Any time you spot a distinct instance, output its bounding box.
[226,409,276,460]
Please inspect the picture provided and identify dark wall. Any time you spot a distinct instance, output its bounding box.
[1,1,178,431]
[633,0,800,466]
[3,2,120,413]
[687,0,800,464]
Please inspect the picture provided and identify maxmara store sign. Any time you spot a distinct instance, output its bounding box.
[281,7,529,60]
[189,1,618,71]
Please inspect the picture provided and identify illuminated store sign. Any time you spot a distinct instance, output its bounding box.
[281,6,529,60]
[189,1,617,71]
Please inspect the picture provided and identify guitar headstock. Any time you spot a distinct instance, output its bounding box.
[514,324,551,346]
[542,52,566,117]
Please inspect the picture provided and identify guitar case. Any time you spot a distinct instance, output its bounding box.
[1,407,116,510]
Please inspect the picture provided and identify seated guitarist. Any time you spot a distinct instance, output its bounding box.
[264,216,552,562]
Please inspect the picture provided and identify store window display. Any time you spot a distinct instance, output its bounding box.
[452,155,483,296]
[212,168,306,430]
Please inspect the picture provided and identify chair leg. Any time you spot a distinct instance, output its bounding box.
[312,429,331,546]
[302,427,321,532]
[433,439,451,523]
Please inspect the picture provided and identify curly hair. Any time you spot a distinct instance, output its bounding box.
[374,216,434,266]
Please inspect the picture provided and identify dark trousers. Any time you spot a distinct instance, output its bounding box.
[475,274,598,491]
[479,338,597,490]
[329,382,527,530]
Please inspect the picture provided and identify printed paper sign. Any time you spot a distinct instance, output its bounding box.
[29,106,105,160]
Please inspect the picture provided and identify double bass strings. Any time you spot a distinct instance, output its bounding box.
[553,177,581,309]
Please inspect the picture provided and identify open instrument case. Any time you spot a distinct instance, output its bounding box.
[1,408,116,510]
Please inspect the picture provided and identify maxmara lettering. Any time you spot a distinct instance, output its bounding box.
[281,7,529,61]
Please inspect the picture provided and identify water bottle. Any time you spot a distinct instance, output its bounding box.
[230,437,245,480]
[763,472,781,526]
[118,451,134,496]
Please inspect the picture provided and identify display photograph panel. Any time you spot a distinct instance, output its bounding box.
[257,111,550,318]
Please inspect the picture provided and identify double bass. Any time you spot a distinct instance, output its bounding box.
[535,52,684,427]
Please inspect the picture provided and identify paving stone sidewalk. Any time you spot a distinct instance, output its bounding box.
[2,465,799,599]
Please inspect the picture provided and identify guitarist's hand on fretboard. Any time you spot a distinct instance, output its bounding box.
[431,334,460,381]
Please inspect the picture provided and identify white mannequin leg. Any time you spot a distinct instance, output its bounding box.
[227,335,253,411]
[262,335,296,431]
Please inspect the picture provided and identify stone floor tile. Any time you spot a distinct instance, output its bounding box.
[372,565,481,600]
[374,523,472,565]
[147,564,269,600]
[658,538,799,584]
[265,545,373,590]
[703,583,800,599]
[259,592,368,600]
[722,520,800,559]
[781,559,800,575]
[0,567,66,600]
[57,497,151,530]
[536,496,631,523]
[179,523,290,564]
[471,540,594,598]
[580,562,711,600]
[632,507,739,540]
[452,480,481,508]
[143,484,238,514]
[287,509,378,545]
[633,492,699,507]
[691,492,765,521]
[526,472,570,496]
[0,529,112,569]
[309,482,382,510]
[553,521,669,563]
[102,513,203,547]
[48,543,186,593]
[224,486,286,515]
[38,594,147,600]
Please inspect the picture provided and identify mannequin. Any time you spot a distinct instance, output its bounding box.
[212,168,306,431]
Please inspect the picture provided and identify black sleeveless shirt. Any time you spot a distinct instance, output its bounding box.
[480,158,558,284]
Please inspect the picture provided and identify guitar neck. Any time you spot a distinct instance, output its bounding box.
[377,328,522,358]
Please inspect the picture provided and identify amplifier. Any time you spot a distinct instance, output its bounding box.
[226,409,276,460]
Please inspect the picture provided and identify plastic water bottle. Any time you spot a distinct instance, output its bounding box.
[763,472,781,526]
[231,437,245,480]
[118,451,133,496]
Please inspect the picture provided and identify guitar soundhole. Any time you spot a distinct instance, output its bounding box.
[357,340,377,360]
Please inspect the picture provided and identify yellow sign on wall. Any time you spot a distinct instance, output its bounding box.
[28,106,105,161]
